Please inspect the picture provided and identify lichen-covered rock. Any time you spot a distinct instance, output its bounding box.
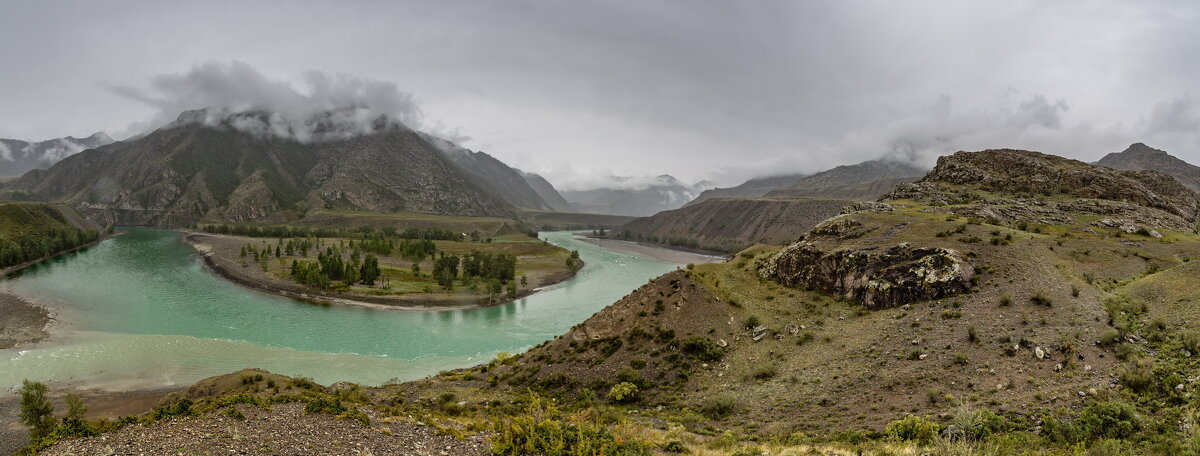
[759,242,975,309]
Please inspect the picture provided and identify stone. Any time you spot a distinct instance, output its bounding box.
[758,242,975,309]
[784,323,800,335]
[1054,363,1063,372]
[1035,347,1046,359]
[717,339,728,347]
[918,353,929,360]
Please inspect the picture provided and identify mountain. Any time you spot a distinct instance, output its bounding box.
[684,173,807,207]
[518,171,573,212]
[561,175,701,216]
[610,196,852,252]
[421,135,559,211]
[0,132,114,177]
[763,159,927,199]
[1096,142,1200,192]
[0,110,514,227]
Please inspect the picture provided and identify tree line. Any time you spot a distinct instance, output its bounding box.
[0,228,100,269]
[201,224,465,241]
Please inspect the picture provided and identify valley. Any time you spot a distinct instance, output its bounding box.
[2,7,1199,453]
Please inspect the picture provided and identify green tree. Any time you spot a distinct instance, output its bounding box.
[520,275,528,288]
[507,280,517,298]
[359,254,381,286]
[19,380,55,440]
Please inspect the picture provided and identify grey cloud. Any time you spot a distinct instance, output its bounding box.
[109,61,424,141]
[0,1,1198,188]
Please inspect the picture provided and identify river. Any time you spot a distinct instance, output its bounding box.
[0,229,686,390]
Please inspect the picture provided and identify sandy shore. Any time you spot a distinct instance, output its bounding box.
[576,236,729,265]
[0,293,50,350]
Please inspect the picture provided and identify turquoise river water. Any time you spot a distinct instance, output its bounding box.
[0,229,680,391]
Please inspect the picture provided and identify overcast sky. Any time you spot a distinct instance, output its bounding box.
[0,1,1197,190]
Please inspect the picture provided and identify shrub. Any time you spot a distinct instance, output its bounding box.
[304,397,347,415]
[1029,292,1052,307]
[1182,331,1200,354]
[1077,401,1142,440]
[952,407,1007,440]
[19,380,55,440]
[700,393,737,419]
[885,415,941,444]
[750,363,777,380]
[742,315,761,329]
[491,396,652,456]
[999,294,1012,307]
[607,382,640,403]
[680,336,724,361]
[1119,359,1154,393]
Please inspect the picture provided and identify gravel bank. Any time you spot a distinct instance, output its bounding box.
[43,402,492,455]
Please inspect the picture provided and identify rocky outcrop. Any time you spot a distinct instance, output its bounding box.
[905,149,1199,222]
[758,242,975,309]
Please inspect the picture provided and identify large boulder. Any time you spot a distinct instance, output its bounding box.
[759,242,975,309]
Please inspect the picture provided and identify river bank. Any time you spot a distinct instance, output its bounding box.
[0,293,50,350]
[182,231,583,311]
[575,236,729,265]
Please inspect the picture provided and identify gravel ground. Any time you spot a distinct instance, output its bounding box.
[0,292,50,350]
[42,402,492,456]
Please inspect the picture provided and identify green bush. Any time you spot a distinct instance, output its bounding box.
[953,408,1007,440]
[1077,401,1142,440]
[885,415,941,444]
[491,396,651,456]
[749,363,777,380]
[19,380,55,440]
[699,393,737,420]
[607,382,640,403]
[1119,359,1154,393]
[680,336,724,361]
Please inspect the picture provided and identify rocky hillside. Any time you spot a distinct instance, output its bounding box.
[0,110,515,227]
[424,134,561,211]
[518,170,574,212]
[1096,142,1200,192]
[611,196,851,252]
[25,148,1200,455]
[685,173,807,207]
[562,175,703,216]
[0,132,113,177]
[764,176,918,200]
[763,159,926,200]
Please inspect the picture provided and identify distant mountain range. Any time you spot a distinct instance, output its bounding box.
[560,175,707,216]
[0,132,114,177]
[1096,142,1200,192]
[686,159,927,208]
[0,110,525,227]
[685,173,808,207]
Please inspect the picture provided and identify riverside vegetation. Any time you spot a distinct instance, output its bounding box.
[26,147,1200,455]
[196,222,580,306]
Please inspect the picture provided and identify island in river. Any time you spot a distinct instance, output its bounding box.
[184,229,582,310]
